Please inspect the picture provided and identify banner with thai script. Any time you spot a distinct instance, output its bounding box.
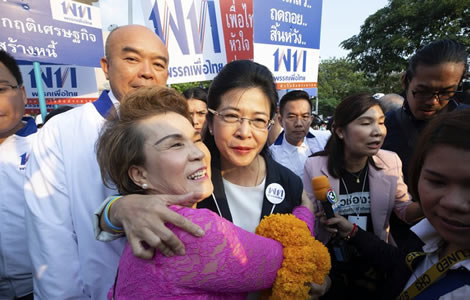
[0,0,103,67]
[219,0,253,62]
[141,0,228,84]
[19,63,99,114]
[253,0,322,90]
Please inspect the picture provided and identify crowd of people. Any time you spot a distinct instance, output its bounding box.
[0,24,469,300]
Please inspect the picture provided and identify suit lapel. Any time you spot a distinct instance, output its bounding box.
[369,155,394,236]
[260,155,278,220]
[320,163,340,196]
[209,155,233,222]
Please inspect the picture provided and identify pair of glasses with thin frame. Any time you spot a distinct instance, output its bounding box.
[208,108,274,130]
[411,89,460,102]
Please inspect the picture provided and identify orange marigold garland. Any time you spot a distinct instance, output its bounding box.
[255,213,331,300]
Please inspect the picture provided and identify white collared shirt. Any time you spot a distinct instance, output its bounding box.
[404,218,470,299]
[24,91,126,300]
[0,118,36,298]
[270,129,330,178]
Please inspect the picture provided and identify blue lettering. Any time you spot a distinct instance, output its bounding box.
[274,48,307,72]
[61,1,92,20]
[29,67,77,89]
[149,0,220,55]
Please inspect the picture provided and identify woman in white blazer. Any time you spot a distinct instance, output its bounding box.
[302,93,422,299]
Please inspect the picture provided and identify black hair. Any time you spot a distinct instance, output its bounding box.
[405,39,468,89]
[279,90,312,115]
[316,93,384,178]
[0,50,23,86]
[183,87,207,104]
[204,60,277,159]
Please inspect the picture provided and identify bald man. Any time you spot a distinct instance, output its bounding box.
[24,25,199,299]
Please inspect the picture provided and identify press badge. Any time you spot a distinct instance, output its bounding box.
[348,215,367,231]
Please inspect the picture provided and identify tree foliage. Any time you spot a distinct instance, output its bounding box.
[170,81,211,93]
[317,58,375,116]
[341,0,470,83]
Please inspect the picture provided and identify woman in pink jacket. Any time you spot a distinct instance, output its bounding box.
[302,93,422,299]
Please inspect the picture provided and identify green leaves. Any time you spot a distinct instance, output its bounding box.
[341,0,470,83]
[317,58,376,116]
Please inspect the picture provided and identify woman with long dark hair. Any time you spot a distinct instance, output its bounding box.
[303,93,422,299]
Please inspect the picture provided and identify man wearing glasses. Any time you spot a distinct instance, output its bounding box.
[270,90,330,178]
[0,50,36,300]
[382,39,468,247]
[383,39,468,183]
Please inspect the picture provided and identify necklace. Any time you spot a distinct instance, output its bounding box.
[340,167,368,216]
[254,155,260,186]
[345,166,366,184]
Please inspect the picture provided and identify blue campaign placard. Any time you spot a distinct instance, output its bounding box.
[0,0,103,67]
[253,0,322,49]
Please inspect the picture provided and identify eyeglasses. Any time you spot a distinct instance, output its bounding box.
[208,108,274,130]
[411,89,459,102]
[0,84,21,95]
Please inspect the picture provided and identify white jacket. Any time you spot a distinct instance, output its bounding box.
[24,91,125,299]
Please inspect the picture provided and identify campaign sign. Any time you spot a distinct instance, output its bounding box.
[141,0,227,84]
[19,63,99,114]
[0,0,103,67]
[219,0,253,62]
[253,0,322,90]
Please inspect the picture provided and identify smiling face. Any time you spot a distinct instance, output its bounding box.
[100,25,169,102]
[210,87,271,170]
[133,112,213,201]
[337,105,386,160]
[0,62,27,144]
[418,145,470,251]
[187,98,207,133]
[405,62,464,120]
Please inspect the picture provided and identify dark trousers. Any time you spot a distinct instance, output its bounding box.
[16,293,33,300]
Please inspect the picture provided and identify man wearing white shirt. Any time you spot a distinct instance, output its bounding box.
[0,50,37,300]
[270,90,330,178]
[24,25,201,300]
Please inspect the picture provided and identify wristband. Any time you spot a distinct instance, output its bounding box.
[344,223,357,241]
[104,196,124,233]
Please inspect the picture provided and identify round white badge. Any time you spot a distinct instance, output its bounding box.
[265,183,285,204]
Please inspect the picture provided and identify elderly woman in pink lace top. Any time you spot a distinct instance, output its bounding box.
[96,86,317,299]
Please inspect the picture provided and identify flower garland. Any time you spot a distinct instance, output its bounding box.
[256,213,331,300]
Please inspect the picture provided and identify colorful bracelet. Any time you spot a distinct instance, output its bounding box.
[104,196,124,233]
[344,223,357,240]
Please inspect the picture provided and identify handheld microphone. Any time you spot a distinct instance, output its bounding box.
[312,175,351,262]
[312,175,337,219]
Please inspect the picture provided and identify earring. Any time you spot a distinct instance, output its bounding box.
[142,183,148,189]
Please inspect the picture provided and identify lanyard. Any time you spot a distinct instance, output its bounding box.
[397,249,470,300]
[340,167,368,216]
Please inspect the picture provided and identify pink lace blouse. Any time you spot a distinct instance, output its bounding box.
[109,205,314,299]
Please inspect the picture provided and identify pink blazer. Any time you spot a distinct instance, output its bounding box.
[302,149,412,245]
